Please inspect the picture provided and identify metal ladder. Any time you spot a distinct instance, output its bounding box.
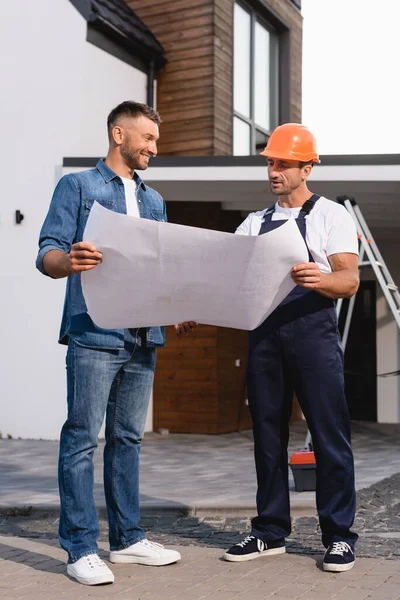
[304,195,400,450]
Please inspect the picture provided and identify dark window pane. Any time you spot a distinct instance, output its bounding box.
[255,130,269,154]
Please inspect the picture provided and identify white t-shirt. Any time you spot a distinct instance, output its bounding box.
[235,196,359,273]
[121,177,140,218]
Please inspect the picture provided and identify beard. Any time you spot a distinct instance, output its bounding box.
[120,134,150,171]
[120,143,140,171]
[270,183,290,196]
[269,181,299,196]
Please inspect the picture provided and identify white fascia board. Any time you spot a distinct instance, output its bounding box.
[144,164,400,183]
[309,165,400,182]
[62,164,400,182]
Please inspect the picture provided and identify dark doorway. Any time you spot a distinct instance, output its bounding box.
[338,281,377,421]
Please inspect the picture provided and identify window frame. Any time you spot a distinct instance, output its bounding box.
[233,0,280,155]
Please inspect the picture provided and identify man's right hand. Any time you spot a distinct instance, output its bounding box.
[42,243,103,278]
[68,242,103,273]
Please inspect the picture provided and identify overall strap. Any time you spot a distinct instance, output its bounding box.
[264,194,321,220]
[263,204,276,218]
[298,193,320,217]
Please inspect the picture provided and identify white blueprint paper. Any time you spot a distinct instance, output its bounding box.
[82,202,309,331]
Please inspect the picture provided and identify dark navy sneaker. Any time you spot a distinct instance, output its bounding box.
[223,535,286,562]
[323,541,355,572]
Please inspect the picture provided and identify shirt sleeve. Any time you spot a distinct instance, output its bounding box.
[235,214,252,236]
[326,204,359,257]
[36,174,81,276]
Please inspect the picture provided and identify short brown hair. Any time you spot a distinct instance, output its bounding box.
[107,101,162,139]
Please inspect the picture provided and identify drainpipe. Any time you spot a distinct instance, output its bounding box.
[147,59,155,108]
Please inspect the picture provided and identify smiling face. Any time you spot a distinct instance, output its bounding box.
[113,115,159,171]
[267,158,312,196]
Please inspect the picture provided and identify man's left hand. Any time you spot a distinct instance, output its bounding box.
[174,321,198,336]
[291,262,325,289]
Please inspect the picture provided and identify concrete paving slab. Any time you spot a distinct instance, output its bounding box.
[0,535,400,600]
[0,422,399,515]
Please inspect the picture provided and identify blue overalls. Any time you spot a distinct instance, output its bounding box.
[247,195,358,548]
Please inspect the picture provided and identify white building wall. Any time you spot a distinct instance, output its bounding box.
[376,297,400,423]
[370,237,400,423]
[0,0,149,439]
[74,42,147,156]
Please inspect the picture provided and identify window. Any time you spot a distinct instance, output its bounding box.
[233,2,279,155]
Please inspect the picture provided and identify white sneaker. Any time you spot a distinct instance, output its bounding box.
[67,553,115,585]
[109,539,181,566]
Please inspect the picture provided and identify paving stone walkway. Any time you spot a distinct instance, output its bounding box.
[1,422,400,513]
[1,536,400,600]
[1,422,399,598]
[1,472,400,560]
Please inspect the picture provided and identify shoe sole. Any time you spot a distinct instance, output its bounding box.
[222,546,286,562]
[67,571,115,586]
[323,561,355,572]
[109,553,181,566]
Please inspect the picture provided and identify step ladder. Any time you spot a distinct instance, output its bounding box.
[304,195,400,451]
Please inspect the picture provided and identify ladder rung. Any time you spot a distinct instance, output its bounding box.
[344,197,400,330]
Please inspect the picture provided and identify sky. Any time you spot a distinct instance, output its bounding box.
[302,0,400,155]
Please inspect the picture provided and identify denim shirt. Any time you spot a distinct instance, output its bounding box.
[36,159,166,349]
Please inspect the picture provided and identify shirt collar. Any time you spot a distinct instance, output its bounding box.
[96,159,147,190]
[133,171,146,191]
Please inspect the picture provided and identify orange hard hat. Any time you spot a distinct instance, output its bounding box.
[260,123,321,164]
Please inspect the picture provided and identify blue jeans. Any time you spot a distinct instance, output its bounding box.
[58,340,156,563]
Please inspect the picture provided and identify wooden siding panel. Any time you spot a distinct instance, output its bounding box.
[158,66,214,84]
[160,119,214,137]
[214,0,233,155]
[166,45,214,64]
[217,327,252,431]
[138,4,214,28]
[161,86,214,105]
[160,138,214,154]
[160,28,214,53]
[163,55,214,75]
[126,0,211,18]
[129,0,215,156]
[153,324,219,433]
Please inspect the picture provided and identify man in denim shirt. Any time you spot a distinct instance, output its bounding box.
[37,102,195,586]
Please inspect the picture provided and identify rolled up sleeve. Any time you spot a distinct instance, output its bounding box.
[36,174,81,276]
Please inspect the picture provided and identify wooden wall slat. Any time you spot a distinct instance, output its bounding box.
[166,46,214,64]
[129,0,221,156]
[163,56,214,75]
[139,5,214,27]
[126,0,210,17]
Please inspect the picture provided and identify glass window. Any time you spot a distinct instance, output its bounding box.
[233,2,279,155]
[233,3,251,118]
[254,22,270,131]
[255,129,269,154]
[233,117,251,155]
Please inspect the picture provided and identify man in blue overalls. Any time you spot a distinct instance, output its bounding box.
[223,124,359,572]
